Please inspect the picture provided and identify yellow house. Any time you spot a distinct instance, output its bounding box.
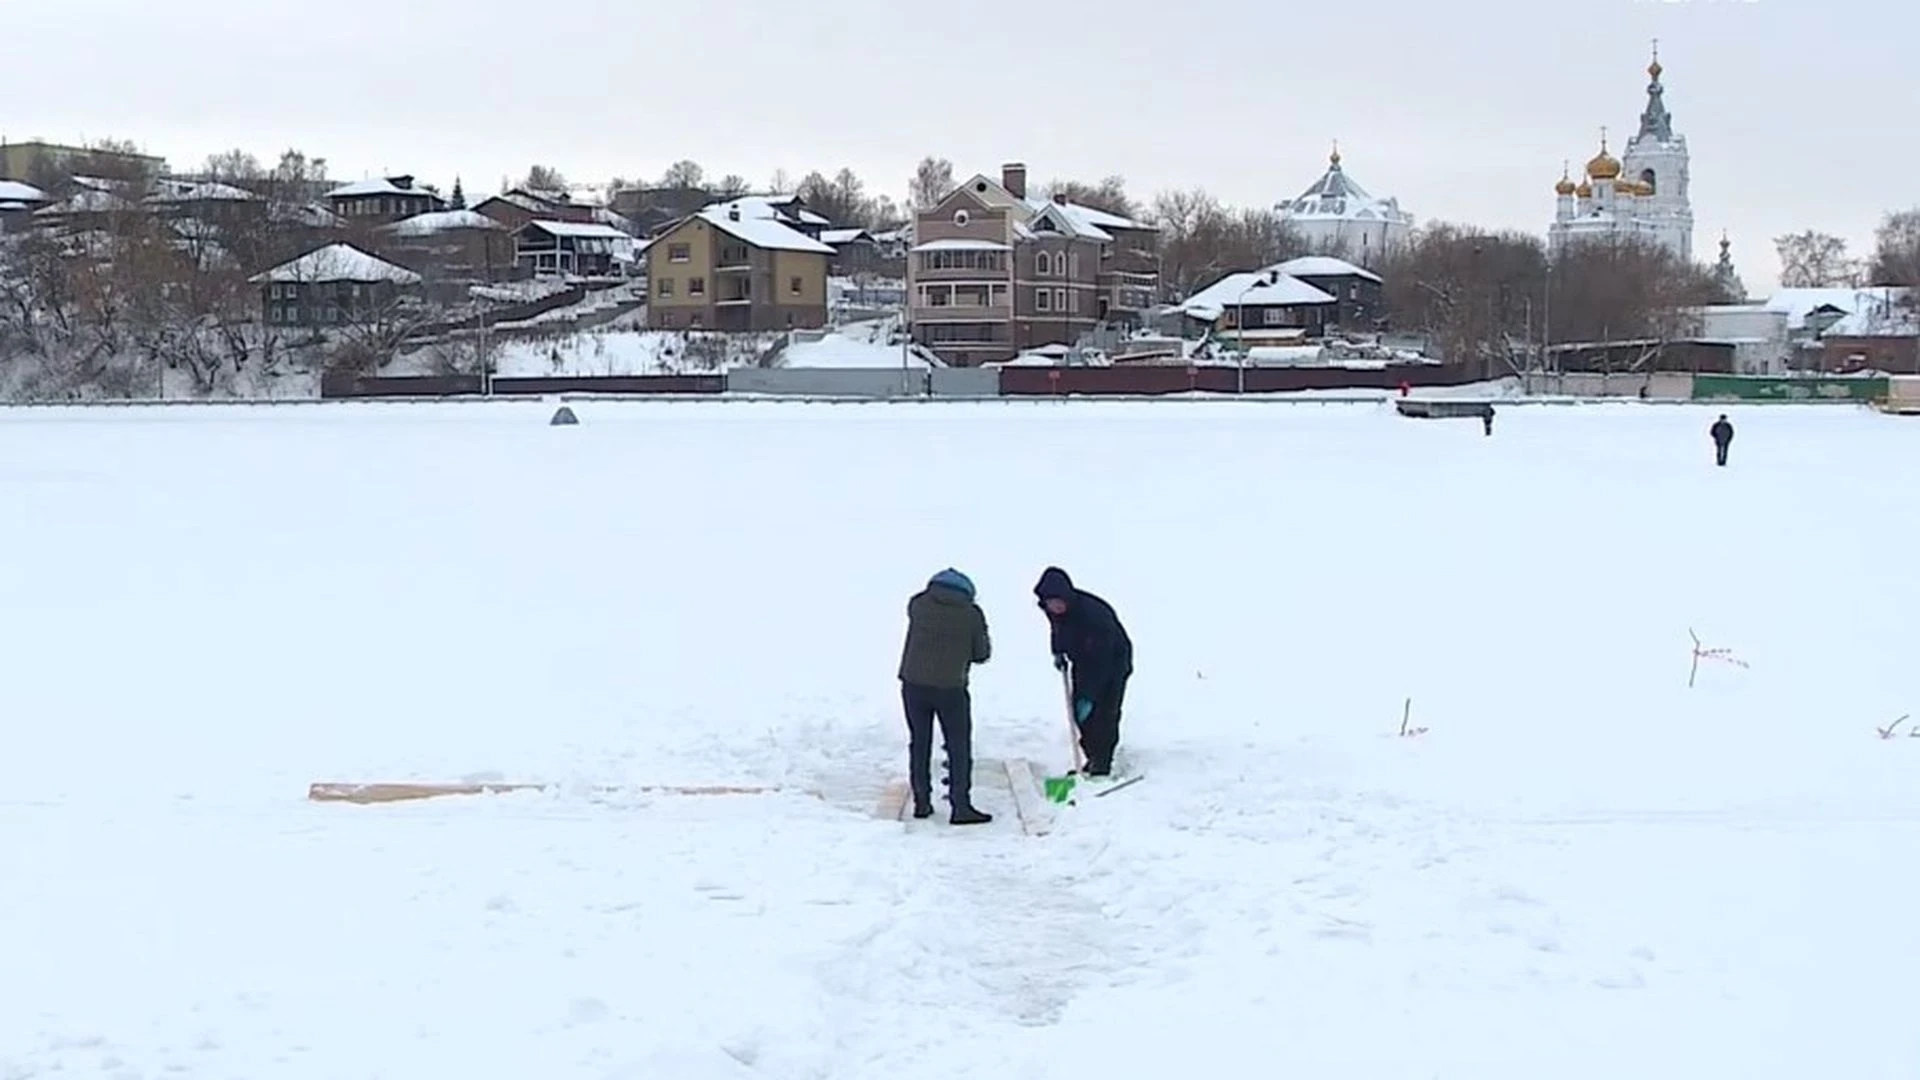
[646,198,834,331]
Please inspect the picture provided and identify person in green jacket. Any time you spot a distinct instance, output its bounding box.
[897,568,993,824]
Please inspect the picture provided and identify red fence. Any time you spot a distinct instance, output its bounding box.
[996,362,1482,396]
[317,363,1483,400]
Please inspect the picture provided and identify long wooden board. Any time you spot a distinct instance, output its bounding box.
[308,781,783,805]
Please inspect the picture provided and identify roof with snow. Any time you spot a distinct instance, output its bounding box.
[248,243,423,285]
[1765,287,1909,331]
[820,228,870,245]
[148,179,259,203]
[1023,195,1153,234]
[1277,151,1411,226]
[695,202,835,254]
[381,209,505,236]
[327,177,436,199]
[1267,255,1382,283]
[517,219,631,240]
[0,179,49,203]
[1177,271,1337,321]
[912,238,1010,252]
[1809,288,1916,336]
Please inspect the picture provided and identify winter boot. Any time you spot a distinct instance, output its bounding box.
[912,803,934,819]
[949,805,993,826]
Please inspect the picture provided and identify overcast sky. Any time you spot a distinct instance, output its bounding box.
[2,0,1909,293]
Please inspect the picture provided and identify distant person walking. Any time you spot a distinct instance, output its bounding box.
[1480,403,1495,436]
[897,568,994,825]
[1710,414,1734,467]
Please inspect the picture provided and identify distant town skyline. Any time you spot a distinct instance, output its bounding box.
[7,0,1913,295]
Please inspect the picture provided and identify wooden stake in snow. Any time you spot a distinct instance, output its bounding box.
[1688,629,1747,688]
[1398,697,1427,737]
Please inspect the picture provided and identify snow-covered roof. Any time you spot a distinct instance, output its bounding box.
[1814,288,1916,336]
[821,228,869,245]
[0,202,26,212]
[1277,152,1411,226]
[1764,287,1909,332]
[148,179,258,203]
[911,238,1010,253]
[1025,202,1112,242]
[1024,196,1152,233]
[327,177,436,199]
[1177,271,1337,321]
[248,243,423,285]
[0,179,48,203]
[519,219,631,240]
[1267,255,1382,283]
[696,203,836,254]
[35,189,139,215]
[381,209,505,236]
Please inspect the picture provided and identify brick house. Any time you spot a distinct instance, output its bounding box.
[906,163,1160,365]
[249,243,423,327]
[644,199,834,331]
[375,209,519,302]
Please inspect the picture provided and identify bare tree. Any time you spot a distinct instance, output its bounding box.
[1868,209,1920,290]
[522,165,567,192]
[203,149,265,183]
[1041,176,1136,218]
[1148,188,1308,299]
[1775,230,1860,288]
[767,168,794,195]
[909,156,955,211]
[714,174,750,199]
[660,160,705,189]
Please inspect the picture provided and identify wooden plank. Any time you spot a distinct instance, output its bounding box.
[1003,758,1053,836]
[308,781,784,805]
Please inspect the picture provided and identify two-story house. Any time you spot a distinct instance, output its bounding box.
[906,163,1160,366]
[325,176,446,225]
[644,199,835,331]
[1268,256,1385,333]
[249,243,423,327]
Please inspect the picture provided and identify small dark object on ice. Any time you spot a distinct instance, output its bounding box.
[550,405,579,426]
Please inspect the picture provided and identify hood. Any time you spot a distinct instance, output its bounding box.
[927,567,975,600]
[1033,566,1074,602]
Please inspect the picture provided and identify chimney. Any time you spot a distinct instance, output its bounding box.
[1002,162,1027,199]
[727,204,740,221]
[1052,191,1068,205]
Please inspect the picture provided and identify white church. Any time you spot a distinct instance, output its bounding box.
[1274,144,1414,266]
[1549,47,1695,262]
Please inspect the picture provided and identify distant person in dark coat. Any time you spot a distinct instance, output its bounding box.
[1710,414,1734,466]
[1033,566,1134,777]
[897,568,993,825]
[1480,403,1495,436]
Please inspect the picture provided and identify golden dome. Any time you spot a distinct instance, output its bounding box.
[1575,181,1592,198]
[1586,150,1621,180]
[1556,176,1576,196]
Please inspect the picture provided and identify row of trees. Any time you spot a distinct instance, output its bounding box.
[1776,212,1920,293]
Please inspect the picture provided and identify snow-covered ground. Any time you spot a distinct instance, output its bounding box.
[3,400,1918,1078]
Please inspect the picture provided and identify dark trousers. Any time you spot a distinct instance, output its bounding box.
[1715,442,1730,466]
[902,682,974,810]
[1078,676,1128,773]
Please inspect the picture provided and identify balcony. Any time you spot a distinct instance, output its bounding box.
[912,303,1012,322]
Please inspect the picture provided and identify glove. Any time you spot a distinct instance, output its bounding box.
[1073,697,1093,723]
[1053,654,1069,673]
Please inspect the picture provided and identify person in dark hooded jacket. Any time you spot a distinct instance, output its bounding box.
[1033,566,1133,777]
[1710,414,1734,466]
[897,568,993,824]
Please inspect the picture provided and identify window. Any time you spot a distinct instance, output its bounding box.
[657,277,674,297]
[789,276,803,295]
[668,243,691,263]
[1054,288,1067,312]
[953,209,971,226]
[1035,288,1051,311]
[1036,251,1052,275]
[689,277,706,296]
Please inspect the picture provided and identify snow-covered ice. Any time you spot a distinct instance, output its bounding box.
[3,399,1919,1078]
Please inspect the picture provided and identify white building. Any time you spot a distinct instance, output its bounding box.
[1549,48,1695,262]
[1274,145,1412,267]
